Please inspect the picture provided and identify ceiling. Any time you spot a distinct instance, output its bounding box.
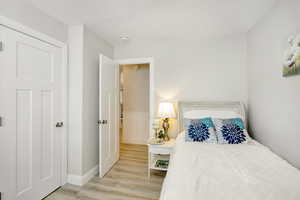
[27,0,277,45]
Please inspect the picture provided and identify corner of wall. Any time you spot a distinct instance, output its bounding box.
[67,165,99,186]
[67,25,85,176]
[69,25,114,177]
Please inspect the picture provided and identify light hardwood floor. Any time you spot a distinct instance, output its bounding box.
[44,144,166,200]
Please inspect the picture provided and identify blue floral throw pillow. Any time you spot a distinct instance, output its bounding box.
[184,118,217,143]
[213,118,251,144]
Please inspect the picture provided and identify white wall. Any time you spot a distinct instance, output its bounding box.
[247,0,300,168]
[115,35,248,137]
[121,64,149,144]
[82,27,113,174]
[0,0,67,42]
[68,25,84,176]
[68,25,114,181]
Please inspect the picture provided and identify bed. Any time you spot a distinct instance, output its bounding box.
[160,101,300,200]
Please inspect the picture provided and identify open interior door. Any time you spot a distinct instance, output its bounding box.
[99,54,119,177]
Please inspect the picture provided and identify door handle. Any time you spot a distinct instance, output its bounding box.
[0,116,2,127]
[56,122,64,127]
[98,120,108,125]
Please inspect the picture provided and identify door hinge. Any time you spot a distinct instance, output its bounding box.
[0,41,3,51]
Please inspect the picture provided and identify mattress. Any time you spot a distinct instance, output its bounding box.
[160,133,300,200]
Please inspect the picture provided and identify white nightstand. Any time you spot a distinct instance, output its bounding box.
[147,139,176,178]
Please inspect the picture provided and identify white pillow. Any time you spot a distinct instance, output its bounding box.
[183,110,242,119]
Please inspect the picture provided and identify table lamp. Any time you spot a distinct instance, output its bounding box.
[157,102,176,141]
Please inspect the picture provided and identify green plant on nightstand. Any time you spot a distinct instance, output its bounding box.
[157,128,168,142]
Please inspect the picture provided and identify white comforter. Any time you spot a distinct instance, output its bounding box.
[160,134,300,200]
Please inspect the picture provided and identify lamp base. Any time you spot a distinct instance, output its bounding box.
[162,118,170,141]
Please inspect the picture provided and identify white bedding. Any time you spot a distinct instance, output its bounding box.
[160,133,300,200]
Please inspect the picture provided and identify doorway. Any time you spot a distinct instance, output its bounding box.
[120,64,150,145]
[98,57,154,179]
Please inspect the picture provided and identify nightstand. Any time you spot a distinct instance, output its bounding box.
[147,139,176,178]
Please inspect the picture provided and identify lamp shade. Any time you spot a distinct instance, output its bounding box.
[158,102,176,118]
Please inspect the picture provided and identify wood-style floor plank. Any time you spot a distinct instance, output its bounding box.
[44,143,165,200]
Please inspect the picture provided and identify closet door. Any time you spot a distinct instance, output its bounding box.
[0,25,62,200]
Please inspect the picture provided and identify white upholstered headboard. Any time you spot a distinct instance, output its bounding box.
[178,101,246,132]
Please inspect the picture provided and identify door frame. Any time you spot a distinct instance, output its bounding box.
[117,57,155,140]
[0,16,68,185]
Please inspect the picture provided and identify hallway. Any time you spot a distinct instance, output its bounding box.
[45,144,165,200]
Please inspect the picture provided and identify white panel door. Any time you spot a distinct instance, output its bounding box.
[99,54,119,177]
[0,26,62,200]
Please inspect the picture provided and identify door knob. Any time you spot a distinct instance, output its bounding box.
[56,122,64,127]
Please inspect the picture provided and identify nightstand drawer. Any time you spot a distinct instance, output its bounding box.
[149,147,172,155]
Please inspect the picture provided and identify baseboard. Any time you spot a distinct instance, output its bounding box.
[67,165,98,186]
